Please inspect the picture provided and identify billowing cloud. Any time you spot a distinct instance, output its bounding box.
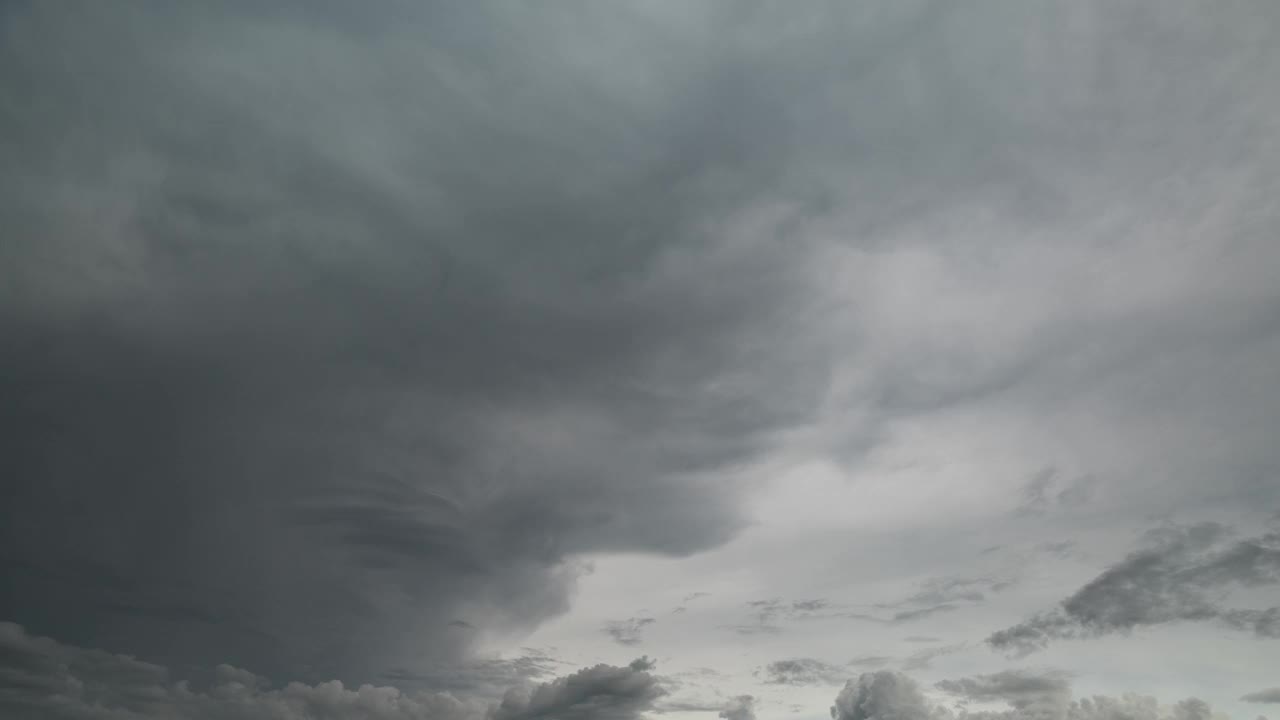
[720,695,757,720]
[830,672,940,720]
[492,657,664,720]
[988,524,1280,655]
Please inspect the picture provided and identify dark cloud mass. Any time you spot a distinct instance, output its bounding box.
[0,621,664,720]
[988,524,1280,655]
[0,621,490,720]
[0,0,834,684]
[5,0,1280,710]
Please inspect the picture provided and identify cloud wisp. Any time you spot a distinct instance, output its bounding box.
[988,524,1280,655]
[605,618,659,647]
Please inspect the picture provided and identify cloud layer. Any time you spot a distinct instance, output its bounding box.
[0,622,668,720]
[4,0,1280,709]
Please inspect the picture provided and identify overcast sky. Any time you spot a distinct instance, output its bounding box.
[2,2,1279,720]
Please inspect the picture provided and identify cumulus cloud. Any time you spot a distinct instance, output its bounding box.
[721,695,757,720]
[830,671,941,720]
[988,524,1280,655]
[491,657,664,720]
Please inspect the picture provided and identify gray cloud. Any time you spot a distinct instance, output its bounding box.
[1016,469,1097,517]
[492,657,664,720]
[6,0,1280,701]
[0,621,491,720]
[393,649,569,698]
[763,659,850,687]
[0,621,669,720]
[724,598,839,635]
[892,605,960,623]
[1244,689,1280,704]
[1,0,838,685]
[830,672,940,720]
[720,695,757,720]
[604,618,658,647]
[934,669,1218,720]
[937,670,1073,720]
[988,524,1280,655]
[895,577,1015,609]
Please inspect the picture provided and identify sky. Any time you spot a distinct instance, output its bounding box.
[2,1,1279,719]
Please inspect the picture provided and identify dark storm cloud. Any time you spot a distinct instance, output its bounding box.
[1,0,841,684]
[0,621,666,720]
[0,621,490,720]
[988,524,1280,655]
[1244,689,1280,704]
[604,618,658,647]
[491,657,664,720]
[7,0,1280,695]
